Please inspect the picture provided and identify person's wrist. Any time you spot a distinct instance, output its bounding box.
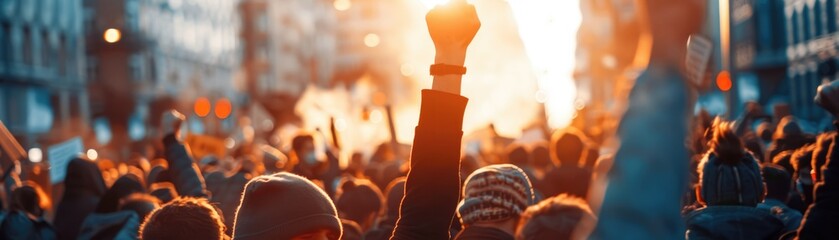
[434,48,466,66]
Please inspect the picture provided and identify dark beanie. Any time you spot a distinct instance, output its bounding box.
[96,173,146,213]
[699,152,764,206]
[457,164,534,225]
[233,172,342,239]
[699,118,765,207]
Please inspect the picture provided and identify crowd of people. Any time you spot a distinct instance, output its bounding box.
[1,0,839,239]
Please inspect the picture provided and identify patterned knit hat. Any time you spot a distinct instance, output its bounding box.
[457,164,535,225]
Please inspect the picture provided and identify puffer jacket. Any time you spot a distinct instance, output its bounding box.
[685,206,785,240]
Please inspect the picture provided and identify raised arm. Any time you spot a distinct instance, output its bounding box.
[391,1,479,239]
[161,110,208,198]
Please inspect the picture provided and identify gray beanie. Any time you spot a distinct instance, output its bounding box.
[233,172,342,239]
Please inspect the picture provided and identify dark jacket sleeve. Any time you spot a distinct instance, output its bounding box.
[163,134,208,198]
[391,90,468,240]
[797,124,839,239]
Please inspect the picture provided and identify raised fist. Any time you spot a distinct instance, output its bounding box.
[816,80,839,118]
[161,109,187,139]
[426,0,481,53]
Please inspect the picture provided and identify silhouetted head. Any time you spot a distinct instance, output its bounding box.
[761,164,792,202]
[335,178,384,231]
[383,177,406,224]
[141,197,226,240]
[741,132,765,163]
[531,143,552,170]
[233,172,341,240]
[515,194,597,240]
[11,181,50,217]
[812,132,836,181]
[550,129,586,167]
[507,144,530,167]
[119,193,161,222]
[772,150,795,176]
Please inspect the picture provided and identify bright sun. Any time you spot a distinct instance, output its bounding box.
[418,0,453,8]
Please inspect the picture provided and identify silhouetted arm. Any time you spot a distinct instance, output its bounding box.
[391,1,478,239]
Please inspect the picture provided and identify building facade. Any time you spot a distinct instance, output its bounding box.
[86,0,241,156]
[0,0,90,148]
[784,0,837,124]
[239,0,338,130]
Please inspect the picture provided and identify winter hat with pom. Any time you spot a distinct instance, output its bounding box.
[698,119,764,206]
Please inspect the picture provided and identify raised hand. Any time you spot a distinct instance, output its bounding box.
[161,109,187,141]
[426,0,480,63]
[426,0,481,95]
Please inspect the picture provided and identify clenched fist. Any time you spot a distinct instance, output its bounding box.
[161,109,187,141]
[426,0,481,56]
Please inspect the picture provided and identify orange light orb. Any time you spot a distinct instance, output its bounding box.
[194,97,211,117]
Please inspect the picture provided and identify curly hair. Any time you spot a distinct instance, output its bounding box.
[140,197,227,240]
[516,194,596,240]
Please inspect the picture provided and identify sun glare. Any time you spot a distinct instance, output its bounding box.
[508,0,581,129]
[419,0,452,9]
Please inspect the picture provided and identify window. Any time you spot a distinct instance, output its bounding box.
[828,0,837,32]
[0,23,8,63]
[22,27,32,65]
[58,35,67,76]
[41,31,51,68]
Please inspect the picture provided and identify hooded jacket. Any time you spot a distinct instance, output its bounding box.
[54,158,107,240]
[77,175,144,240]
[0,211,57,240]
[453,226,514,240]
[685,206,784,240]
[756,199,801,233]
[76,211,140,240]
[797,126,839,239]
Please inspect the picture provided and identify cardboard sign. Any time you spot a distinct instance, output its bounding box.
[48,137,84,183]
[686,35,714,89]
[185,134,227,160]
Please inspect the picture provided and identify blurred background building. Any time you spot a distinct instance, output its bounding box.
[240,0,337,132]
[0,0,90,147]
[85,0,241,156]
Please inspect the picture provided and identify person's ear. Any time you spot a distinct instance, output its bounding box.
[695,185,705,206]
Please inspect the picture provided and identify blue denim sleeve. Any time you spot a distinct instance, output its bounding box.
[592,67,692,239]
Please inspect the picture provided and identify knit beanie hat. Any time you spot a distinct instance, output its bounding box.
[699,153,764,206]
[699,119,764,207]
[233,172,342,239]
[457,164,535,225]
